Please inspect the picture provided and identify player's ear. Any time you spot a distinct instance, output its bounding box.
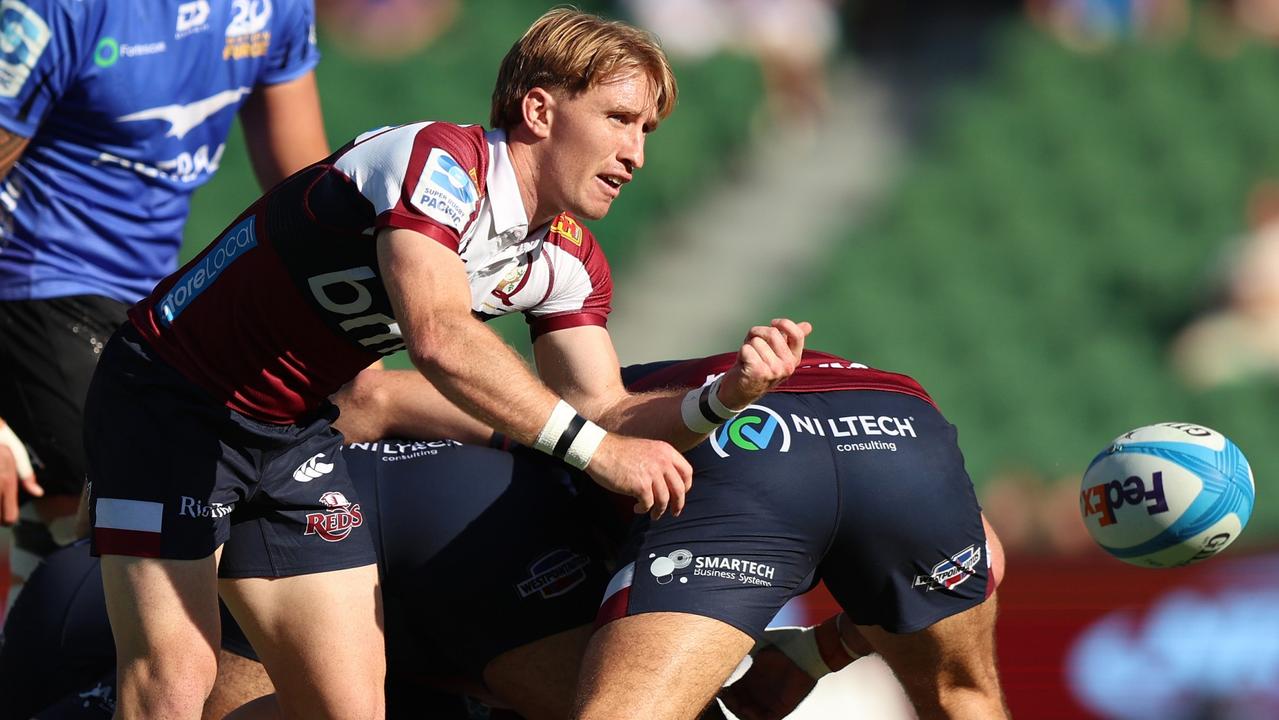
[521,87,555,140]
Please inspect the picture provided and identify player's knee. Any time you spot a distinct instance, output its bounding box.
[118,651,219,717]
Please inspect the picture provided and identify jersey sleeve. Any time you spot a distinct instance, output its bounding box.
[258,0,320,86]
[374,123,486,252]
[0,0,88,137]
[525,215,613,340]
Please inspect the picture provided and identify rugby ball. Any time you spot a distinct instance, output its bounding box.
[1080,422,1255,568]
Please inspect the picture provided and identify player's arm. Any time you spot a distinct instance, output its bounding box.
[239,71,329,189]
[378,227,690,517]
[331,367,493,445]
[0,127,29,183]
[532,320,811,450]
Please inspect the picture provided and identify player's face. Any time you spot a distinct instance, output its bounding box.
[546,70,659,221]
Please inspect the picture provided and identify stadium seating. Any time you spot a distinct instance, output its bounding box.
[787,21,1279,537]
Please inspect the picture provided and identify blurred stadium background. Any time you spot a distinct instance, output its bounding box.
[13,0,1279,716]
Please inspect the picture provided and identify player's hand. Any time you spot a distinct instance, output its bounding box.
[0,420,43,525]
[585,433,692,520]
[717,642,819,720]
[718,319,812,410]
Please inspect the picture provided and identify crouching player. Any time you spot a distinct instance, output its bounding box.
[577,350,1010,720]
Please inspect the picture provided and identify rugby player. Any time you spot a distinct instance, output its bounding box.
[82,9,809,719]
[573,350,1011,720]
[0,0,329,604]
[1,441,608,720]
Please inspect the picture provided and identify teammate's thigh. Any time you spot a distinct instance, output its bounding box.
[855,593,1007,719]
[206,650,274,720]
[574,613,755,720]
[481,624,595,720]
[816,391,991,635]
[220,563,385,720]
[101,552,224,720]
[0,296,127,496]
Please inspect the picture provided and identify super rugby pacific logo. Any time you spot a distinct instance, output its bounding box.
[303,491,363,542]
[711,404,791,458]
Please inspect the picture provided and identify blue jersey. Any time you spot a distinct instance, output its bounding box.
[0,0,319,303]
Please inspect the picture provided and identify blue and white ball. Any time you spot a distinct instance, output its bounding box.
[1080,422,1255,568]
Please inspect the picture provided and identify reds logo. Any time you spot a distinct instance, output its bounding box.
[303,491,364,542]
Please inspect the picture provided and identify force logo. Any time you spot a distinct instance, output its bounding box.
[303,491,363,542]
[913,544,983,592]
[516,549,591,599]
[711,404,792,458]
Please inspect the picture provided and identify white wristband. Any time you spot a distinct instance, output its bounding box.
[533,400,607,470]
[533,400,577,455]
[565,421,607,470]
[680,377,742,435]
[0,421,34,480]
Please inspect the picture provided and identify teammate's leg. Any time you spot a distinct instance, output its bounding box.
[206,650,274,720]
[0,296,127,605]
[855,593,1008,719]
[573,613,755,720]
[220,564,385,720]
[101,553,223,720]
[481,624,594,720]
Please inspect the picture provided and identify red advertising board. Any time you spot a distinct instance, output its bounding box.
[786,544,1279,719]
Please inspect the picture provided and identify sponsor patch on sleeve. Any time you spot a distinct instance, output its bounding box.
[409,147,479,233]
[0,0,51,98]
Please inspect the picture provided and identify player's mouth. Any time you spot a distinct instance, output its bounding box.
[597,173,628,197]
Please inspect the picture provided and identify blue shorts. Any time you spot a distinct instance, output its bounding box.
[601,390,990,637]
[343,441,612,685]
[84,322,375,577]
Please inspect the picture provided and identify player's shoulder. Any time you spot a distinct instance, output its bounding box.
[544,213,602,257]
[4,0,102,29]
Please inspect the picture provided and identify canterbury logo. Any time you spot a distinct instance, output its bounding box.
[116,87,251,139]
[293,453,334,482]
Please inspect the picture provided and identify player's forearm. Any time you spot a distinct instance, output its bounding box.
[593,389,714,451]
[332,368,493,445]
[407,317,564,449]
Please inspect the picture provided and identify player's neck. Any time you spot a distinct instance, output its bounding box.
[507,130,556,229]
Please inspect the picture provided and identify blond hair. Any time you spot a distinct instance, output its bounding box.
[490,7,677,131]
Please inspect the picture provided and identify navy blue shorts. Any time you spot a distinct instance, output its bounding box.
[600,390,990,638]
[343,441,613,686]
[83,323,375,577]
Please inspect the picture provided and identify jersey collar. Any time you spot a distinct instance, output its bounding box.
[484,129,529,244]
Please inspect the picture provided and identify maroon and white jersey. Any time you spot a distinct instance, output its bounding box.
[623,350,937,407]
[129,122,613,423]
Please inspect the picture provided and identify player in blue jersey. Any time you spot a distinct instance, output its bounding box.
[0,0,329,603]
